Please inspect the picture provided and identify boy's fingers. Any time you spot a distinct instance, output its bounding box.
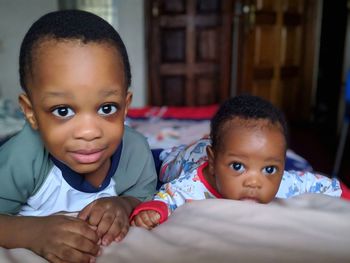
[64,231,100,255]
[101,217,128,246]
[114,226,128,242]
[48,243,98,263]
[96,212,115,238]
[78,202,93,221]
[72,220,100,243]
[85,206,105,227]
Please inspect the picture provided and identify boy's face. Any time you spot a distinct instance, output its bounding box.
[19,40,132,179]
[207,119,286,203]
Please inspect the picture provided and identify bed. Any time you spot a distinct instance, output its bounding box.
[1,103,349,262]
[1,194,350,262]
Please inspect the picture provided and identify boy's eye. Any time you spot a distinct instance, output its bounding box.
[263,166,277,175]
[52,107,75,118]
[230,162,245,173]
[98,104,117,116]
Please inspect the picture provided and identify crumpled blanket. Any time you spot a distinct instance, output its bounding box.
[1,194,349,263]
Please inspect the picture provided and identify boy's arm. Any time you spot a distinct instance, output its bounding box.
[0,214,100,263]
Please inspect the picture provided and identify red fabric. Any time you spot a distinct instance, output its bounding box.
[129,200,169,224]
[127,105,218,120]
[127,106,155,118]
[340,182,350,200]
[162,105,218,119]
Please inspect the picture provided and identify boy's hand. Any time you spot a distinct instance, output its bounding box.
[78,196,140,246]
[24,215,100,263]
[130,210,161,230]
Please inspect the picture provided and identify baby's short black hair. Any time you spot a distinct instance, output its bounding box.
[210,95,288,150]
[19,9,131,92]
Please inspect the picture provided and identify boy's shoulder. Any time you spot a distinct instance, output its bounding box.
[123,125,150,150]
[113,125,157,200]
[0,122,45,155]
[0,122,52,210]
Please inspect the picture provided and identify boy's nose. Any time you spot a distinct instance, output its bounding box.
[73,115,102,141]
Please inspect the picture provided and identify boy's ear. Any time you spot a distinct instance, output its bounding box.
[18,93,38,130]
[124,91,133,117]
[206,145,215,175]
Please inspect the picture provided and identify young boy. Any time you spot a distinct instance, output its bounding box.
[0,10,157,263]
[130,95,344,229]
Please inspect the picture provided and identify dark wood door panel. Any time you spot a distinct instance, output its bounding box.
[146,0,233,106]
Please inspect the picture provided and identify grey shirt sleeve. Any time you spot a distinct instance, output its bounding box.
[113,126,157,201]
[0,123,51,214]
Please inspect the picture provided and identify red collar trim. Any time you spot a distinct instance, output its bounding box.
[197,162,222,198]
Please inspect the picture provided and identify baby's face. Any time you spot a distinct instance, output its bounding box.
[20,40,131,179]
[208,119,286,203]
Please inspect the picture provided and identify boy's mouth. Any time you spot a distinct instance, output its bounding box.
[69,149,105,164]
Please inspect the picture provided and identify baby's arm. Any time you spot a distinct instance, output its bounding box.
[130,202,166,229]
[0,213,100,263]
[78,196,141,246]
[130,200,169,229]
[276,170,342,198]
[130,180,189,229]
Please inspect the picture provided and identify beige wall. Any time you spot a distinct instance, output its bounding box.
[0,0,58,104]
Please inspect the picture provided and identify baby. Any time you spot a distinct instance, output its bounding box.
[131,95,291,228]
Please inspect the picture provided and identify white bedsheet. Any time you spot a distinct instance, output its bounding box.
[1,194,350,263]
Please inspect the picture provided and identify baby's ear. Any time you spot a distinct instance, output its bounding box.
[18,93,38,130]
[206,145,215,175]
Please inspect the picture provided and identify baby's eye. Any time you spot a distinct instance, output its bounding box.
[52,107,75,118]
[230,162,245,173]
[263,166,277,175]
[98,104,117,116]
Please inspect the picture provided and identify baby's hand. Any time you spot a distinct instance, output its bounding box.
[130,210,161,230]
[27,215,100,263]
[78,197,130,246]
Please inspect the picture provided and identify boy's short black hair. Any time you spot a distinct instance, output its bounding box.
[19,9,131,92]
[210,95,289,150]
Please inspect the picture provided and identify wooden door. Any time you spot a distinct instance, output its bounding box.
[235,0,320,121]
[146,0,319,121]
[146,0,233,106]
